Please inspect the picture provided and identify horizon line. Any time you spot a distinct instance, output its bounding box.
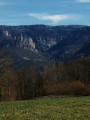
[0,24,89,27]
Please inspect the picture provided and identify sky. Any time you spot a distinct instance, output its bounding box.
[0,0,90,26]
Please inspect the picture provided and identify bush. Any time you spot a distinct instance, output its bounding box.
[57,84,69,95]
[86,87,90,95]
[70,81,87,95]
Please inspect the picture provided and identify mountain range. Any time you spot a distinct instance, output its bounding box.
[0,25,90,68]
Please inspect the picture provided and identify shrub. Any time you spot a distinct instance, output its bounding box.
[70,81,87,95]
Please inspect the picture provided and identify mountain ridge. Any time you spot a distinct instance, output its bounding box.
[0,25,90,67]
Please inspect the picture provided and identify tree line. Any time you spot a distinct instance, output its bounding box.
[0,56,90,101]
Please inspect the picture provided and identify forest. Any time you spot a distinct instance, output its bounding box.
[0,54,90,101]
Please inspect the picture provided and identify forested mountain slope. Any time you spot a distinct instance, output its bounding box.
[0,25,90,67]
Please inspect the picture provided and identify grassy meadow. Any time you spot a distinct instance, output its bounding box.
[0,96,90,120]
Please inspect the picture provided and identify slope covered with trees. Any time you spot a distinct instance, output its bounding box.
[0,57,90,101]
[0,25,90,68]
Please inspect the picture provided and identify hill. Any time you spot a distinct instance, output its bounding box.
[0,25,90,67]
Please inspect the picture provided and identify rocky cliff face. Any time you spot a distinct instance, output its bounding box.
[0,25,90,67]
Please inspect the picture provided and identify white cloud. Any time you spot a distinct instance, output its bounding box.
[0,2,10,6]
[77,0,90,3]
[29,13,82,24]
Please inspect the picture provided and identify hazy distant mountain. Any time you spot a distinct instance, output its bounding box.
[0,25,90,67]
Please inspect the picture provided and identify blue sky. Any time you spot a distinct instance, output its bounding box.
[0,0,90,25]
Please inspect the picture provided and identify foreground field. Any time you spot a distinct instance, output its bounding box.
[0,96,90,120]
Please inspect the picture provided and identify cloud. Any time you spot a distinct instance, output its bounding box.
[58,1,76,4]
[0,2,10,6]
[29,13,82,24]
[77,0,90,3]
[58,2,76,7]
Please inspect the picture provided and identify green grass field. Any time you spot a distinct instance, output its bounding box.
[0,96,90,120]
